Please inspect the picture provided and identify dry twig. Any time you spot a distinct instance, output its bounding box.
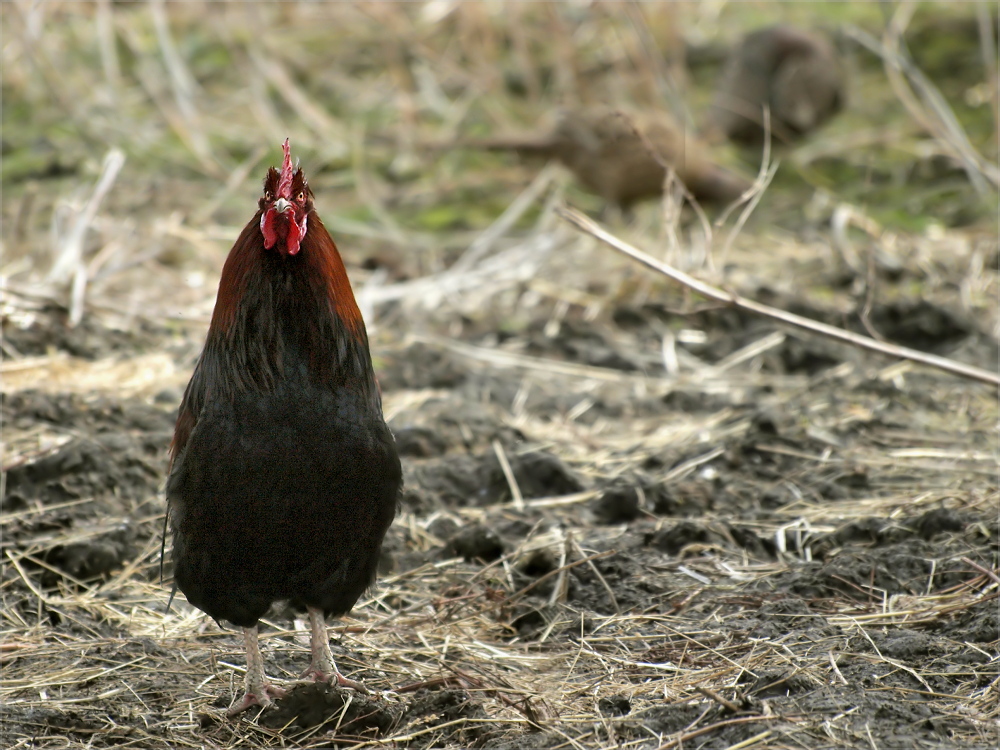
[556,205,1000,388]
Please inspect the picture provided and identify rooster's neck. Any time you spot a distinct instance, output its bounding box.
[208,214,377,400]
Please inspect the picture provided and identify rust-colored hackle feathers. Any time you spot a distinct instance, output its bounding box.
[166,139,401,717]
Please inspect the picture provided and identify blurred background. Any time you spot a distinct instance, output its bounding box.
[2,1,997,338]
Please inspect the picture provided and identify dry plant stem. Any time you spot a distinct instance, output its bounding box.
[348,122,408,246]
[975,2,999,147]
[829,652,849,686]
[885,6,996,191]
[727,730,774,750]
[845,21,999,191]
[570,536,619,614]
[395,675,474,694]
[227,626,286,718]
[695,686,741,713]
[622,4,691,130]
[48,149,126,327]
[95,0,120,98]
[248,46,345,145]
[718,113,777,270]
[556,206,1000,388]
[960,557,1000,586]
[10,1,100,149]
[48,149,126,285]
[655,715,777,750]
[452,163,559,272]
[150,0,210,164]
[493,439,525,511]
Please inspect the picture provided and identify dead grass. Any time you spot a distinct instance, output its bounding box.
[3,283,996,747]
[2,2,998,749]
[2,489,997,748]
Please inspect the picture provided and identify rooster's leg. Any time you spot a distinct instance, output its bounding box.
[301,606,370,694]
[226,626,287,717]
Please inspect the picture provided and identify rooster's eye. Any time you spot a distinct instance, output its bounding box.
[263,190,273,201]
[295,191,306,203]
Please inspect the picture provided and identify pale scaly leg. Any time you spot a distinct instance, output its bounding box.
[226,626,287,717]
[300,606,369,694]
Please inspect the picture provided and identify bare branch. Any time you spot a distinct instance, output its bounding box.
[556,205,1000,388]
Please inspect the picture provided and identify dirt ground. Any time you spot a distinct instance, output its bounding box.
[2,3,998,749]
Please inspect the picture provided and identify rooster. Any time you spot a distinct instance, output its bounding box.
[166,140,401,717]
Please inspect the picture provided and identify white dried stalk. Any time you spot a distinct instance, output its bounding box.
[558,205,1000,388]
[48,148,126,286]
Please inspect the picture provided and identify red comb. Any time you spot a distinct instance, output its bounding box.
[276,138,295,199]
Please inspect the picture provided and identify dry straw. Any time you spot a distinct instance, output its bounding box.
[2,3,997,749]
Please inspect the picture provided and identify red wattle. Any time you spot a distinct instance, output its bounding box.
[285,215,306,255]
[261,211,278,250]
[260,208,306,255]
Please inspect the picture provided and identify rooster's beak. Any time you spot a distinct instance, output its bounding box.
[273,197,292,214]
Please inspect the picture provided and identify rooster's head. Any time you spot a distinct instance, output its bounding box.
[260,139,312,256]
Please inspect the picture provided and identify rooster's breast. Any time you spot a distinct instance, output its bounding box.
[166,384,401,627]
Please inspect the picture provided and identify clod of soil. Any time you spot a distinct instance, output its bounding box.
[44,522,136,582]
[746,669,820,698]
[597,695,631,716]
[618,703,706,737]
[2,391,172,512]
[447,524,504,562]
[645,521,728,556]
[259,683,404,735]
[402,688,489,748]
[393,426,449,458]
[592,485,642,524]
[915,507,968,539]
[2,305,166,359]
[869,299,973,351]
[406,448,585,510]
